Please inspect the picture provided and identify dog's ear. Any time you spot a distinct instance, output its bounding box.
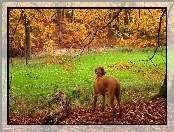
[101,67,106,75]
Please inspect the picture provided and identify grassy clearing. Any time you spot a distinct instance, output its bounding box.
[9,47,166,114]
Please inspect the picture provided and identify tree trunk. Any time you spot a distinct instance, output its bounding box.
[24,15,31,65]
[71,10,74,23]
[152,73,167,99]
[107,13,112,47]
[61,9,64,19]
[137,9,140,40]
[57,10,62,44]
[123,9,130,39]
[160,72,167,98]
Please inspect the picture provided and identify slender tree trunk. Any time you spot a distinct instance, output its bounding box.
[57,10,62,44]
[137,9,140,40]
[61,9,64,19]
[71,10,74,23]
[107,12,112,47]
[24,15,31,65]
[123,9,130,40]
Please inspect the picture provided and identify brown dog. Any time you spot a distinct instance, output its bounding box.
[93,67,121,120]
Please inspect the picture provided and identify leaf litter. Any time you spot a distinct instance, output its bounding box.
[9,98,166,125]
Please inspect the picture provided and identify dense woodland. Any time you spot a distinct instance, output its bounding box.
[9,8,166,57]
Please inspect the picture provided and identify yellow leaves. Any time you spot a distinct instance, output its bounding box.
[44,55,76,71]
[9,9,166,56]
[43,39,55,53]
[108,61,165,83]
[45,56,57,65]
[97,30,107,39]
[9,9,21,18]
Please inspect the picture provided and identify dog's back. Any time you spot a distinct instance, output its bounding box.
[94,77,120,95]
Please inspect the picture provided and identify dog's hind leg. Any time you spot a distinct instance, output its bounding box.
[109,94,115,120]
[115,89,121,115]
[93,95,98,112]
[102,94,105,111]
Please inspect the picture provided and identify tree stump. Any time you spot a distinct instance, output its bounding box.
[43,91,71,124]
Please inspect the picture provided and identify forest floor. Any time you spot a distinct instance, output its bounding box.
[9,98,167,125]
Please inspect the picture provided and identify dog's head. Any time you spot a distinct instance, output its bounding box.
[95,67,106,77]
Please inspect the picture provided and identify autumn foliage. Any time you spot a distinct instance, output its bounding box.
[9,8,166,57]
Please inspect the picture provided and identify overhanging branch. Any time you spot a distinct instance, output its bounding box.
[78,9,123,56]
[149,9,166,61]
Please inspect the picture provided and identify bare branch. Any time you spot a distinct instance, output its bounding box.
[148,9,153,16]
[68,9,123,60]
[79,9,123,56]
[101,9,123,30]
[149,9,166,61]
[50,10,57,19]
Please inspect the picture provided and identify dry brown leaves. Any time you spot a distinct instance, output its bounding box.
[9,98,166,125]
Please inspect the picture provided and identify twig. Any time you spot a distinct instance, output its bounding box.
[149,9,166,61]
[78,9,123,57]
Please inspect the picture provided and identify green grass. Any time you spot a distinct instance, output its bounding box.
[9,46,166,114]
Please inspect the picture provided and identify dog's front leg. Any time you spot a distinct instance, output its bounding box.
[93,95,97,112]
[102,94,105,111]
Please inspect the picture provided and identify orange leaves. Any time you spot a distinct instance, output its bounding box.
[9,9,166,57]
[108,60,165,82]
[96,30,107,39]
[43,39,55,53]
[9,98,166,124]
[72,9,116,42]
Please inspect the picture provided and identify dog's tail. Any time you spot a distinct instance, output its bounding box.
[115,82,121,104]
